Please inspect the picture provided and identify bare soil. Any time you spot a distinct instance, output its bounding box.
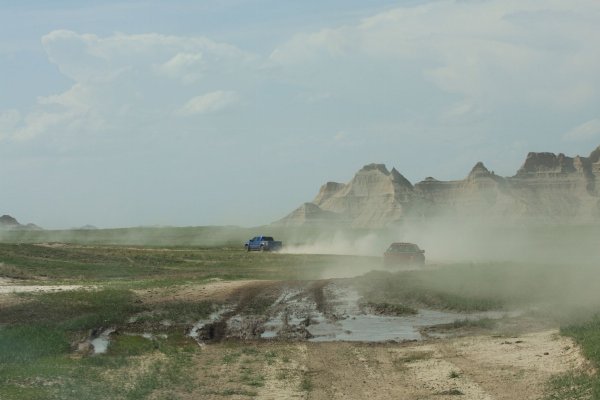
[0,277,93,309]
[165,279,591,399]
[0,277,592,399]
[151,329,588,400]
[134,279,275,304]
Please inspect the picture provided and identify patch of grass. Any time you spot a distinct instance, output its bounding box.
[0,262,34,279]
[0,385,50,400]
[544,373,594,400]
[214,388,258,396]
[0,325,70,363]
[554,317,600,399]
[360,301,417,316]
[158,300,214,324]
[449,318,497,329]
[0,242,379,283]
[241,347,260,356]
[264,350,277,364]
[239,367,265,387]
[300,375,313,392]
[109,335,158,356]
[222,351,242,364]
[276,369,293,380]
[356,269,505,312]
[0,289,143,330]
[395,351,433,364]
[449,370,460,379]
[0,302,199,399]
[439,388,464,395]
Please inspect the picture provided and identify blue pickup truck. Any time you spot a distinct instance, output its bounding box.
[245,236,283,252]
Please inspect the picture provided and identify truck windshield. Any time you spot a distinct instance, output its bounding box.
[389,244,418,252]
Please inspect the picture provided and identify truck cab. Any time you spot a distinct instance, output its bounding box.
[244,236,283,252]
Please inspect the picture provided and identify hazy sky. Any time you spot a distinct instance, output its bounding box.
[1,0,599,228]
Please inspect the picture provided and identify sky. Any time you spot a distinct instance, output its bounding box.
[1,0,600,229]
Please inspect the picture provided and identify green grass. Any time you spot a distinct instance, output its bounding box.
[360,301,418,315]
[545,373,594,400]
[0,243,379,285]
[0,325,70,363]
[439,389,464,395]
[0,289,143,329]
[549,317,600,399]
[356,261,600,314]
[356,268,505,312]
[109,335,158,356]
[392,350,434,369]
[222,351,242,364]
[300,375,313,392]
[0,334,198,400]
[158,300,214,323]
[449,318,497,329]
[0,284,206,398]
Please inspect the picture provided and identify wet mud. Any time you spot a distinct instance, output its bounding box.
[190,279,513,344]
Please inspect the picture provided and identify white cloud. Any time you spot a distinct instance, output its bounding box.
[333,131,345,141]
[156,52,204,84]
[0,109,20,140]
[563,119,600,142]
[41,30,254,83]
[0,31,255,141]
[2,2,600,150]
[12,111,72,141]
[177,90,239,115]
[271,0,600,113]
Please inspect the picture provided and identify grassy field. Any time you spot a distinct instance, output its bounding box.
[0,242,382,284]
[1,231,599,399]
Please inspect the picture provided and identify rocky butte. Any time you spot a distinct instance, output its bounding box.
[275,145,600,228]
[0,215,42,231]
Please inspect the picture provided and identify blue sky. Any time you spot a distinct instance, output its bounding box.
[1,0,599,228]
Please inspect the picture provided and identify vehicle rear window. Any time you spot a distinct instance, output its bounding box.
[389,244,418,252]
[263,237,274,241]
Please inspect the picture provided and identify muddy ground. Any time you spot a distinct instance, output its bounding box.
[0,269,594,399]
[129,279,593,399]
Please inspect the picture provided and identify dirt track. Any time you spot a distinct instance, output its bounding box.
[134,279,592,399]
[176,329,588,400]
[0,278,592,398]
[303,331,587,399]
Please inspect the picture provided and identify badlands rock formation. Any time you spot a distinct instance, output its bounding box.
[276,146,600,228]
[0,215,42,230]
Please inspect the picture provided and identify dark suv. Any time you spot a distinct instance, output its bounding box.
[383,242,425,266]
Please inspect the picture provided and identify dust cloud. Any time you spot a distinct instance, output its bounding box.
[278,220,600,314]
[279,219,600,265]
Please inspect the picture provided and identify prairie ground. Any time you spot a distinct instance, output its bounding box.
[0,242,599,399]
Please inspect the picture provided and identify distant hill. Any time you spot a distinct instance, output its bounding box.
[0,215,20,228]
[78,225,98,230]
[0,215,42,230]
[276,145,600,228]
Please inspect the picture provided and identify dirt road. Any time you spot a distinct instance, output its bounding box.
[136,279,592,399]
[174,329,587,400]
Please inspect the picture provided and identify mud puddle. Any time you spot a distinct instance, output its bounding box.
[200,281,515,343]
[189,306,235,343]
[90,328,116,354]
